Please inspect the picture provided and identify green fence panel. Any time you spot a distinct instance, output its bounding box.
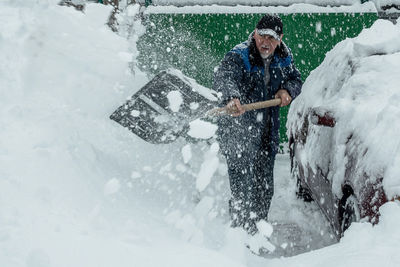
[137,12,378,148]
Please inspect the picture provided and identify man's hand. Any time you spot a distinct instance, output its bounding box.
[275,89,292,107]
[226,98,245,117]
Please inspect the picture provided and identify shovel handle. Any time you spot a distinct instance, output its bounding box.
[242,98,282,111]
[208,98,282,116]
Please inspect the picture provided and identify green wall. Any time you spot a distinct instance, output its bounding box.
[137,12,378,148]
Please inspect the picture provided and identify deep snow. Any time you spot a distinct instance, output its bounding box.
[1,1,400,267]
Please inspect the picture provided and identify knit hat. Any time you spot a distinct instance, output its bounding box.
[256,14,283,41]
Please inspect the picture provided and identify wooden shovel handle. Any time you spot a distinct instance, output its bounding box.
[242,98,282,111]
[208,98,282,116]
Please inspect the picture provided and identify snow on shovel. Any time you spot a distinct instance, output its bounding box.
[110,68,281,144]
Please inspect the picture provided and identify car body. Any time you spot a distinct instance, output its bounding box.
[288,108,391,239]
[287,19,400,240]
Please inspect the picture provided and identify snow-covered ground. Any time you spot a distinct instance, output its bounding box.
[1,1,400,267]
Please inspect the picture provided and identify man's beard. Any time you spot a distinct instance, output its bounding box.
[260,52,272,59]
[259,45,273,58]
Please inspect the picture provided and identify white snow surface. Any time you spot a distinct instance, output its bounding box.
[370,0,400,10]
[167,90,183,112]
[287,18,400,200]
[187,119,218,139]
[181,144,193,163]
[1,1,400,267]
[196,142,220,192]
[146,2,376,14]
[151,0,364,7]
[166,68,219,101]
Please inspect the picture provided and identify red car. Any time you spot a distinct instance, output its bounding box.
[288,108,393,240]
[287,19,400,240]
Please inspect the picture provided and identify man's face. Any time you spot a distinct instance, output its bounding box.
[254,30,283,58]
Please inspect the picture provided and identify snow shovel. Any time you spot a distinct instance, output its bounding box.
[110,69,218,144]
[110,68,281,144]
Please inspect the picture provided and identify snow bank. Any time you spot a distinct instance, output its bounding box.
[151,0,364,7]
[146,2,376,14]
[0,2,232,266]
[370,0,400,10]
[0,2,145,265]
[268,202,400,267]
[287,18,400,198]
[2,1,400,267]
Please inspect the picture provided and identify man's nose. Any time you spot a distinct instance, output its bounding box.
[261,38,271,45]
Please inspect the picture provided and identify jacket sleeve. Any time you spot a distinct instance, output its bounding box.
[282,58,303,100]
[213,52,244,105]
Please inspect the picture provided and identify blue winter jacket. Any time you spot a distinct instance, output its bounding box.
[214,34,302,160]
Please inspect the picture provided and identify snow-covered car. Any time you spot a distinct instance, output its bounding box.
[287,19,400,239]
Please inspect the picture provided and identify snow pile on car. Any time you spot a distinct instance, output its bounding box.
[287,18,400,199]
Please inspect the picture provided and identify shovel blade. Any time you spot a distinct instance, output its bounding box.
[110,69,218,144]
